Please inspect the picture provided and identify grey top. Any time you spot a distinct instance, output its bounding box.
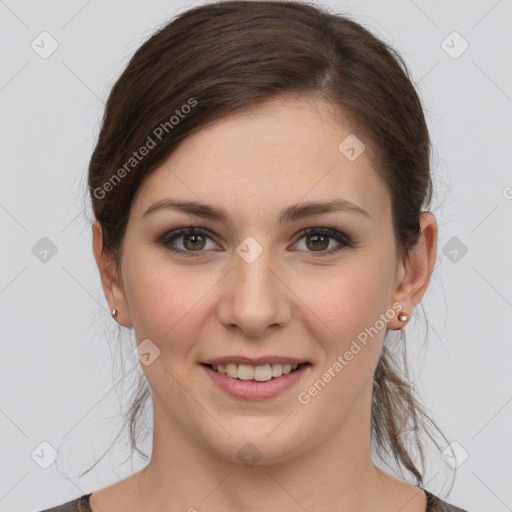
[38,489,469,511]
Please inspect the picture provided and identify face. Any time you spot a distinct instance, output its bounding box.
[97,95,430,466]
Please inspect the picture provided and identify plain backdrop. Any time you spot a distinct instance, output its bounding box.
[1,1,511,511]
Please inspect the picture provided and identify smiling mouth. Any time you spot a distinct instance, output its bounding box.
[203,362,308,381]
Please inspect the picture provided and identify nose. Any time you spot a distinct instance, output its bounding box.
[216,246,291,338]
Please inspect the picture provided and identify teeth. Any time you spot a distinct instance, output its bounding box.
[212,363,300,381]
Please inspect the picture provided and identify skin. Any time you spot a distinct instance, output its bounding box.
[91,95,437,512]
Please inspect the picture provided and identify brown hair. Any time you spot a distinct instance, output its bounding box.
[85,0,450,487]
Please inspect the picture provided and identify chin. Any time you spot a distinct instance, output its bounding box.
[202,421,313,468]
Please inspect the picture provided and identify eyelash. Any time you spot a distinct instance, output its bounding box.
[157,226,354,258]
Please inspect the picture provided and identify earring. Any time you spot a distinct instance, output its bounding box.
[398,312,408,322]
[111,308,119,318]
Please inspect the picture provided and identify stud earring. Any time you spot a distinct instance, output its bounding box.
[111,308,119,318]
[398,313,408,322]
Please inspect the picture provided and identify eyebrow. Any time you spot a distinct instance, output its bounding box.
[142,198,370,226]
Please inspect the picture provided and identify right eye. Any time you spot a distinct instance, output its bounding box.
[158,227,220,257]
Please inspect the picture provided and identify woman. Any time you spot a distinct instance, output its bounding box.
[41,1,469,510]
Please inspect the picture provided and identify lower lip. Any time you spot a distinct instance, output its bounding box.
[201,363,311,400]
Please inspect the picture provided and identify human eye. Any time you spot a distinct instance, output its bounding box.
[157,227,220,257]
[157,226,354,259]
[290,227,354,258]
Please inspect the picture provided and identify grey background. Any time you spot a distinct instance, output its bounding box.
[1,1,511,511]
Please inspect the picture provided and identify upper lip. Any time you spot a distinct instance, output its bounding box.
[201,356,309,366]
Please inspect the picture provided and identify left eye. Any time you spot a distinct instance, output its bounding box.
[292,227,351,256]
[158,227,352,258]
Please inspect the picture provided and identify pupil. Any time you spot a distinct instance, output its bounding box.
[185,234,205,250]
[308,234,328,251]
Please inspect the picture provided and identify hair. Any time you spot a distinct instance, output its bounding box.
[84,0,451,489]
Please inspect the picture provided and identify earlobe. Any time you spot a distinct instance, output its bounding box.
[92,219,132,327]
[389,212,438,330]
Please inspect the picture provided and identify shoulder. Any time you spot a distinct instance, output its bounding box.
[424,490,470,512]
[38,494,92,512]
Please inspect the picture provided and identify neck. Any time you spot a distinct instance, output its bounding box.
[129,389,399,512]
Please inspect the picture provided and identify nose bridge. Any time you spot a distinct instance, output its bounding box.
[234,247,274,300]
[217,235,290,335]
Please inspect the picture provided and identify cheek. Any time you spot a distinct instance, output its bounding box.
[294,258,395,426]
[121,247,211,345]
[300,255,395,343]
[295,252,397,410]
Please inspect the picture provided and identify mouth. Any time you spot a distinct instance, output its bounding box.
[200,361,311,400]
[201,362,309,382]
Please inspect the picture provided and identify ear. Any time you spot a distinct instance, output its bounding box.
[92,219,132,327]
[388,212,437,329]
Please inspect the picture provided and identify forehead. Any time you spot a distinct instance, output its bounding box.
[130,96,391,224]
